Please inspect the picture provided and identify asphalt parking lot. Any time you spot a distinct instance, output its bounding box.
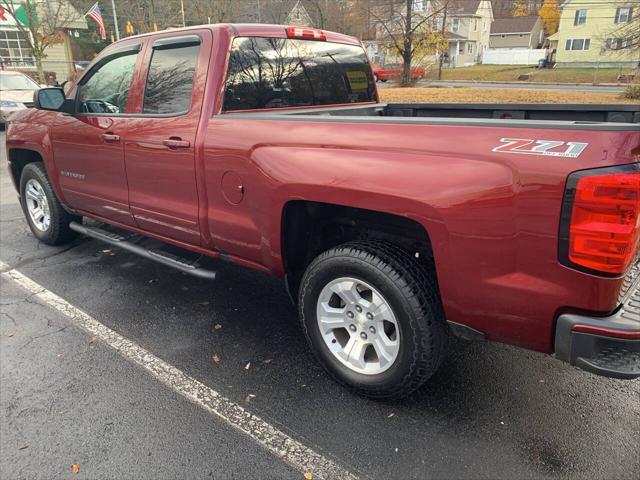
[1,131,639,480]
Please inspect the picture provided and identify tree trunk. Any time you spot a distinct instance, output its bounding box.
[400,0,413,87]
[35,56,45,85]
[438,4,448,81]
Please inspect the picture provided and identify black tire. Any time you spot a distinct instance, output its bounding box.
[19,162,79,245]
[299,241,448,400]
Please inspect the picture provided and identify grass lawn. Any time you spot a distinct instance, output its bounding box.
[378,87,635,104]
[424,65,638,84]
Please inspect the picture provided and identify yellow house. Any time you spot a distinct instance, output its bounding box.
[549,0,639,67]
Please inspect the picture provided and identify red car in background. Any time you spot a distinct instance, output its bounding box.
[372,63,427,82]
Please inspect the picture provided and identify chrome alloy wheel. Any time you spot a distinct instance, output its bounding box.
[316,277,400,375]
[25,179,51,232]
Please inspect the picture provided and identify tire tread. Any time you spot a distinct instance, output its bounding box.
[299,240,447,400]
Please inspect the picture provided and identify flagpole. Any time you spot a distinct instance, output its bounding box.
[110,0,120,40]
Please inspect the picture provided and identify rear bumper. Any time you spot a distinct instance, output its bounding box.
[555,283,640,379]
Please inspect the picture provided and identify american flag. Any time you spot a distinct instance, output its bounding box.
[85,2,106,40]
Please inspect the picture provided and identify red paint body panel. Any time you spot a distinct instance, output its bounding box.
[5,24,639,356]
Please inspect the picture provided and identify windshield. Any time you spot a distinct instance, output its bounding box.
[224,37,376,111]
[0,73,40,91]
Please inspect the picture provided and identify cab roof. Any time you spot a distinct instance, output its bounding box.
[119,23,362,47]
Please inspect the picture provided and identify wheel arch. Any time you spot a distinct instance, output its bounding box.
[8,148,45,192]
[281,200,439,301]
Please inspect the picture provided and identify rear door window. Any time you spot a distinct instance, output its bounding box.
[223,37,375,111]
[142,42,200,115]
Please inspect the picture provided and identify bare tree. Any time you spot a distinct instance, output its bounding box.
[186,0,242,25]
[0,0,88,82]
[368,0,447,86]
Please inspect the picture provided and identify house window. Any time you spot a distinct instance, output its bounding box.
[606,38,620,49]
[452,18,460,32]
[474,19,478,31]
[615,7,632,23]
[467,43,473,54]
[0,30,35,68]
[574,9,587,25]
[414,0,425,11]
[565,38,590,50]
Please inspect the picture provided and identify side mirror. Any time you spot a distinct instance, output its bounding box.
[34,87,65,110]
[34,87,74,114]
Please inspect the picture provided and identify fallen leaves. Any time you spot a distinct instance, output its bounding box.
[213,323,222,331]
[304,471,313,480]
[262,357,273,364]
[244,393,256,402]
[89,336,97,347]
[99,248,116,256]
[387,412,395,418]
[198,300,210,306]
[244,362,251,370]
[212,354,221,364]
[378,87,634,105]
[71,463,80,474]
[4,332,14,338]
[18,443,28,450]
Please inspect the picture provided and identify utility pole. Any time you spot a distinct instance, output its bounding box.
[180,0,186,27]
[111,0,120,40]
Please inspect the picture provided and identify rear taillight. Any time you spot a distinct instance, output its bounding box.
[560,164,639,276]
[286,26,326,41]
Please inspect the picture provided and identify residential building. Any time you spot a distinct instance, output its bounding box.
[0,1,87,83]
[548,0,638,67]
[489,15,544,49]
[235,0,314,26]
[365,0,494,68]
[433,0,494,67]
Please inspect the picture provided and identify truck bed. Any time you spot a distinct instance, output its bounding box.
[225,103,640,128]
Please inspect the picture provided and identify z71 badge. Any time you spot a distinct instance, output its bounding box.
[492,138,589,158]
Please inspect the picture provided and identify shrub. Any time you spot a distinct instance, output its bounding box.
[621,84,640,99]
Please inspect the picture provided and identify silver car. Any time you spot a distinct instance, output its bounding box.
[0,70,40,127]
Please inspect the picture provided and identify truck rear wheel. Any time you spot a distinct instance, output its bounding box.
[19,162,79,245]
[299,241,447,399]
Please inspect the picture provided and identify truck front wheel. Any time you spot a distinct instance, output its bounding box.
[19,163,79,245]
[299,241,448,399]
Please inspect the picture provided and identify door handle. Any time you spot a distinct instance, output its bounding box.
[162,138,191,149]
[101,133,120,142]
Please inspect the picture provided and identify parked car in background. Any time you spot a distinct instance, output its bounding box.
[74,61,91,71]
[372,64,427,82]
[0,70,39,128]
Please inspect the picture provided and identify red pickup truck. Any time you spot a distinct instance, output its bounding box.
[5,24,640,399]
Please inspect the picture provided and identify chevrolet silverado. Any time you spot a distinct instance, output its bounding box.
[5,24,640,399]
